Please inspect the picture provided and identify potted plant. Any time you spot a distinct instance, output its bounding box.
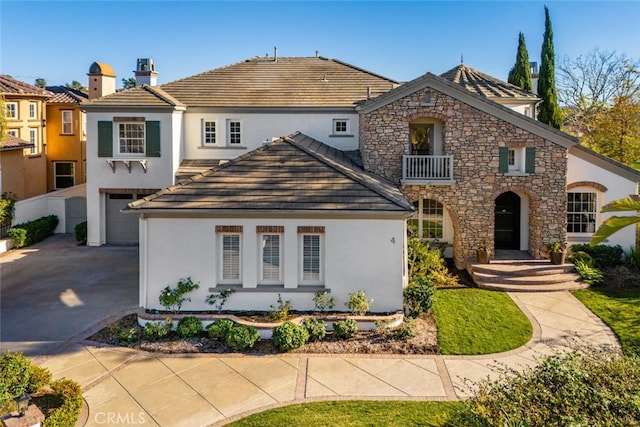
[475,242,491,264]
[547,241,567,265]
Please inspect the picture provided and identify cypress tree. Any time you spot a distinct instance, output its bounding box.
[537,6,562,128]
[508,32,533,92]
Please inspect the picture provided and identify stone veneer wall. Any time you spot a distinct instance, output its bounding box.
[360,87,568,268]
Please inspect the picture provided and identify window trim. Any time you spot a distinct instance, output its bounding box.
[202,120,217,146]
[332,118,350,135]
[219,232,242,285]
[7,129,18,137]
[5,102,18,119]
[227,119,242,146]
[567,191,598,234]
[117,121,146,155]
[258,232,284,285]
[62,110,73,135]
[29,102,37,119]
[28,128,38,155]
[54,161,75,189]
[299,233,324,286]
[408,198,445,240]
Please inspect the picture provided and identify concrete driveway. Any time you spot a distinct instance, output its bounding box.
[0,234,138,356]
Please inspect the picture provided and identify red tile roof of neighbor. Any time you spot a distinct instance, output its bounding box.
[0,75,51,97]
[0,135,33,151]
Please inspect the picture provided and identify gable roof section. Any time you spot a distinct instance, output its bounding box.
[440,64,539,101]
[82,84,186,108]
[83,56,399,108]
[128,132,413,214]
[356,70,579,149]
[570,144,640,182]
[46,86,89,104]
[0,75,51,98]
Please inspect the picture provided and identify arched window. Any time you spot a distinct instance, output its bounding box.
[408,199,444,239]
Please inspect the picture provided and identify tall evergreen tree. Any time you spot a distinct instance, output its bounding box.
[537,6,562,128]
[508,32,533,92]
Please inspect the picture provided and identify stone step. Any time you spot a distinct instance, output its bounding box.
[476,280,589,292]
[472,271,581,286]
[471,261,574,277]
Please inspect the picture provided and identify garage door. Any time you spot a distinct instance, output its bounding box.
[106,194,139,245]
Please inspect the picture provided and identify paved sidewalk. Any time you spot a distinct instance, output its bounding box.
[34,291,619,427]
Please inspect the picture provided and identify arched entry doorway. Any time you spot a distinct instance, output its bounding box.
[495,191,520,249]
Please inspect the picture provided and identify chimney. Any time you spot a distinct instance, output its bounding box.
[87,62,116,99]
[135,58,158,86]
[273,47,277,63]
[529,61,539,94]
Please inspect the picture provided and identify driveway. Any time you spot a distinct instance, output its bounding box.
[0,234,138,356]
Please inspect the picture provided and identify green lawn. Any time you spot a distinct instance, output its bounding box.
[573,288,640,353]
[432,287,533,355]
[227,401,463,427]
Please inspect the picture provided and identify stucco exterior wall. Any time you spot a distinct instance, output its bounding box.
[360,87,568,267]
[138,216,406,313]
[45,104,86,191]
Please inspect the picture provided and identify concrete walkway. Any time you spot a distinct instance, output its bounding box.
[33,291,619,427]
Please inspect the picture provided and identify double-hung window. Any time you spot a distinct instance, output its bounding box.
[62,111,73,134]
[118,122,145,154]
[29,129,38,154]
[29,102,37,119]
[5,102,17,119]
[203,120,216,145]
[567,192,597,233]
[217,226,243,285]
[228,120,241,145]
[259,232,283,284]
[54,162,75,189]
[298,226,324,285]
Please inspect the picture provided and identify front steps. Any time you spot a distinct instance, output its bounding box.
[469,259,588,292]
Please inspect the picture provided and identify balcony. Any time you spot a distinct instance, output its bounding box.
[401,155,455,186]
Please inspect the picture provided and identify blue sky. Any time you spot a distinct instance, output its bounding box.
[1,1,639,88]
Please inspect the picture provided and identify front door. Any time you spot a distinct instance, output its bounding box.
[494,191,520,249]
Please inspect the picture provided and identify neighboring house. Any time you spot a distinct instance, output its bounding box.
[82,57,640,312]
[0,75,50,199]
[45,86,89,192]
[126,132,412,312]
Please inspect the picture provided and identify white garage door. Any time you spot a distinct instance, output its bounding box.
[106,194,139,245]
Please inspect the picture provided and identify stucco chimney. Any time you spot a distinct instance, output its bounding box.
[87,62,116,99]
[135,58,158,86]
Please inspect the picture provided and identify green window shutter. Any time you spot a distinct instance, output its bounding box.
[145,121,161,157]
[97,121,113,157]
[498,147,509,173]
[525,147,536,173]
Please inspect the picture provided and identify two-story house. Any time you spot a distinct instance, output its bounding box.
[82,56,640,313]
[0,75,50,200]
[45,86,88,192]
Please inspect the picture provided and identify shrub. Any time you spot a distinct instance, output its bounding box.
[403,276,435,318]
[312,290,336,313]
[27,364,52,394]
[270,294,293,322]
[43,378,83,427]
[574,260,604,285]
[8,215,58,248]
[74,221,87,245]
[176,316,203,338]
[624,247,640,270]
[142,318,173,340]
[117,326,139,343]
[0,193,16,227]
[207,319,235,340]
[568,250,595,266]
[333,318,358,339]
[407,238,459,287]
[225,324,260,351]
[0,352,32,403]
[570,244,624,268]
[346,290,371,316]
[205,288,235,313]
[159,277,200,313]
[302,317,326,342]
[454,349,640,426]
[272,322,309,351]
[394,318,417,339]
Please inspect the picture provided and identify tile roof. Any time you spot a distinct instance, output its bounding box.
[129,132,413,214]
[45,86,89,104]
[0,75,52,97]
[82,84,185,107]
[83,56,399,108]
[440,64,538,100]
[0,135,33,151]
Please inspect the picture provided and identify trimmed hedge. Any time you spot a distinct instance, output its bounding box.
[8,215,58,248]
[74,221,87,245]
[43,378,83,427]
[571,244,624,268]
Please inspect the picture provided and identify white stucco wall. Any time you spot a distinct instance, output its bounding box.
[182,111,360,160]
[138,216,406,313]
[85,111,182,245]
[567,151,638,250]
[13,184,86,233]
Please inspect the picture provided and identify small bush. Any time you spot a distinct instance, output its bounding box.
[8,215,58,248]
[0,352,32,402]
[176,316,203,338]
[454,349,640,426]
[27,364,52,394]
[312,291,336,313]
[117,326,139,343]
[0,193,16,227]
[142,318,173,340]
[346,290,371,316]
[407,238,459,287]
[574,260,604,285]
[43,378,83,427]
[571,244,624,268]
[333,318,358,339]
[394,318,417,339]
[270,294,293,322]
[207,319,235,340]
[272,322,309,352]
[159,277,200,313]
[302,317,326,342]
[205,288,235,313]
[74,221,87,245]
[404,276,435,318]
[568,250,594,266]
[624,247,640,270]
[225,324,260,351]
